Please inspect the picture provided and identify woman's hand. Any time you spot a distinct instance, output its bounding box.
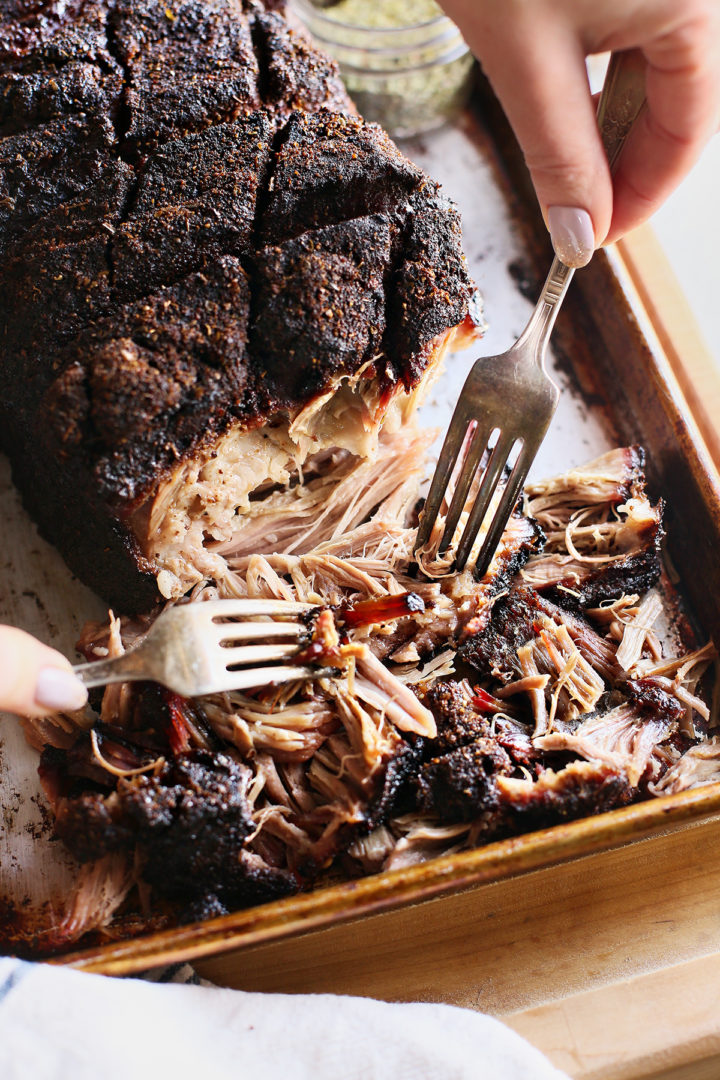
[0,626,87,718]
[439,0,720,265]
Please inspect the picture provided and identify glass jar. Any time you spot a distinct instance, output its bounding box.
[291,0,474,139]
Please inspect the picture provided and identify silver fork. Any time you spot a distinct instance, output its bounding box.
[71,599,331,698]
[414,50,647,577]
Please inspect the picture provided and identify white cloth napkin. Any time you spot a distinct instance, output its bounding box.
[0,958,568,1079]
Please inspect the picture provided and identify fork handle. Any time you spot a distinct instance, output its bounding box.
[516,50,647,359]
[73,649,155,689]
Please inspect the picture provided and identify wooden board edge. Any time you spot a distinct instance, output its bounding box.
[615,227,720,470]
[505,950,720,1080]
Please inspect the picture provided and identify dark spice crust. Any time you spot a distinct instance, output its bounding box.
[416,740,513,822]
[50,258,251,500]
[108,0,261,157]
[52,750,280,905]
[0,0,475,609]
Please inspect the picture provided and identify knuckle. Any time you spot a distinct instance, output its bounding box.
[522,153,602,204]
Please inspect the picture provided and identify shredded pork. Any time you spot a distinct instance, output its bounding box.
[26,441,719,948]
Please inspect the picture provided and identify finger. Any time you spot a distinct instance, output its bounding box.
[441,3,612,264]
[606,11,720,242]
[0,626,87,718]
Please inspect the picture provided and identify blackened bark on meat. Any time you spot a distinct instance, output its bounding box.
[108,0,261,158]
[249,8,348,116]
[422,681,493,755]
[0,114,115,254]
[544,545,663,609]
[259,109,424,245]
[54,790,137,861]
[0,1,115,69]
[121,753,255,899]
[0,1,122,134]
[45,257,251,499]
[181,851,299,922]
[112,112,276,301]
[366,738,426,828]
[251,215,394,402]
[416,740,512,822]
[388,191,476,387]
[459,587,547,677]
[624,679,685,726]
[459,585,616,683]
[52,750,264,905]
[496,763,634,833]
[0,61,122,136]
[0,161,134,435]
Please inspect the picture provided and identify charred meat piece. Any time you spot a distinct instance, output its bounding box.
[248,7,348,116]
[460,585,621,735]
[422,681,494,755]
[251,215,394,404]
[259,108,424,244]
[521,446,664,605]
[53,750,276,905]
[460,585,618,684]
[113,112,276,300]
[0,113,114,253]
[366,738,427,828]
[109,0,261,156]
[495,761,633,830]
[416,740,513,822]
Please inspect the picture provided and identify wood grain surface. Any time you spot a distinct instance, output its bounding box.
[195,817,720,1079]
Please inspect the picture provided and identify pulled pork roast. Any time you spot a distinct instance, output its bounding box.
[28,444,718,944]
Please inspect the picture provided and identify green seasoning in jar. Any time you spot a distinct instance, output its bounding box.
[292,0,475,139]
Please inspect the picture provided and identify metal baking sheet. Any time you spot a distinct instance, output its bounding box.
[1,87,718,958]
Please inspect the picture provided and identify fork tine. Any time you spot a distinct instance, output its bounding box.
[220,643,301,666]
[438,424,495,554]
[460,440,535,575]
[212,621,307,642]
[452,431,517,569]
[200,599,314,617]
[216,665,337,692]
[414,409,472,551]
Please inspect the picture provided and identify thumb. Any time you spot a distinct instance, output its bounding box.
[0,626,88,718]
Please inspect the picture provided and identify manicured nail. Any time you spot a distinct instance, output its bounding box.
[547,206,595,268]
[35,668,88,712]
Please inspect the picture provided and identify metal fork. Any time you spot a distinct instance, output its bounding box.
[71,599,331,698]
[414,51,647,577]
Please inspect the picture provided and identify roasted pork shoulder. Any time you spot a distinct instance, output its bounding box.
[0,0,479,610]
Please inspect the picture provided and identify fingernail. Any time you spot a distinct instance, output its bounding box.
[35,668,88,712]
[547,206,595,268]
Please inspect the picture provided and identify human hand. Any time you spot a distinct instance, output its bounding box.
[0,626,87,718]
[439,0,720,265]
